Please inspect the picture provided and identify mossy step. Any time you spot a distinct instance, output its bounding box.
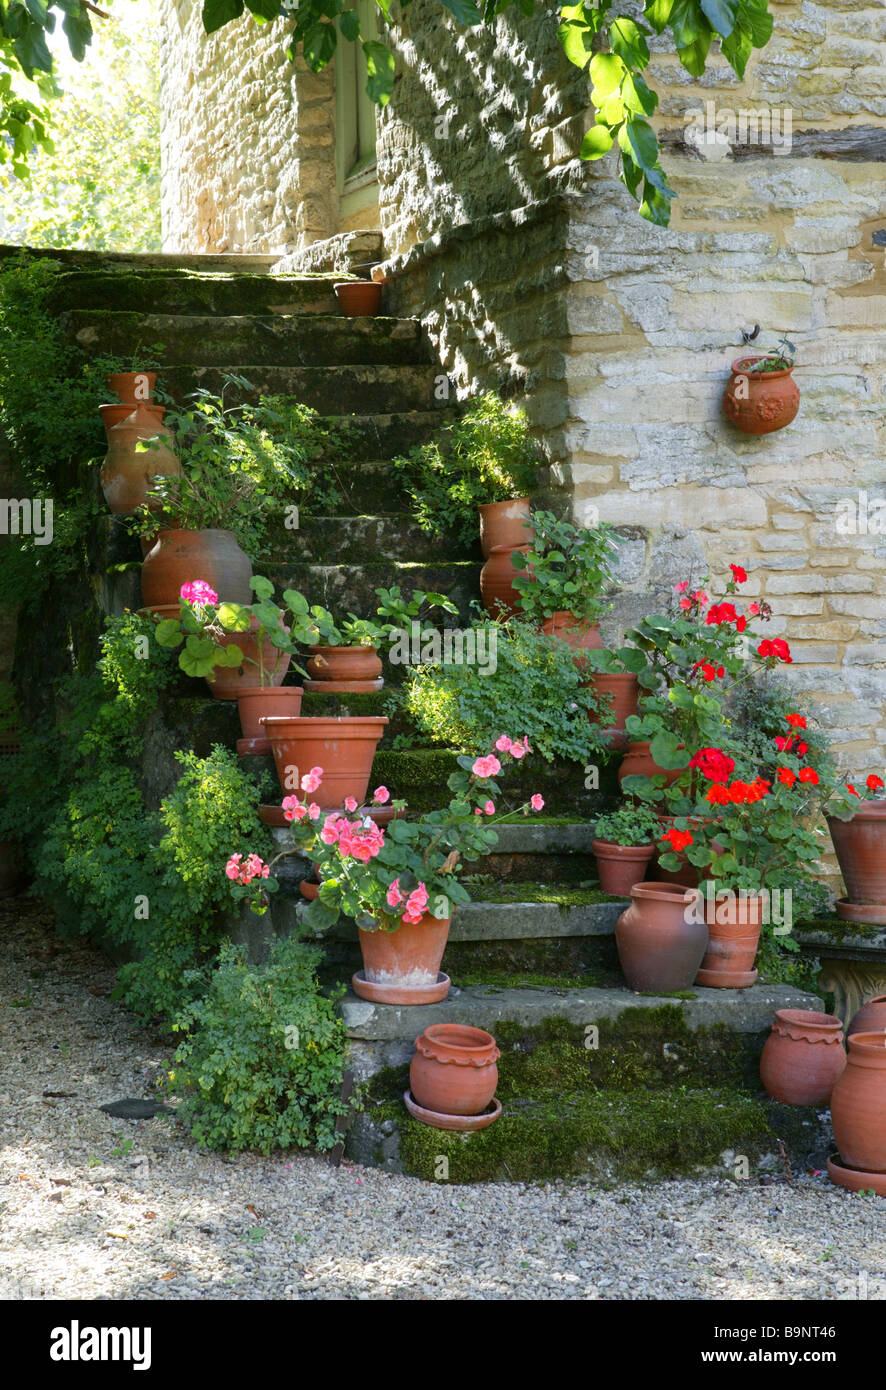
[294,513,477,563]
[795,921,886,958]
[369,747,619,816]
[61,310,429,369]
[310,411,458,461]
[47,268,340,317]
[266,561,482,623]
[154,364,445,416]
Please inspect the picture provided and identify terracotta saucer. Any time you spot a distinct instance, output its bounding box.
[303,678,384,693]
[695,967,758,989]
[403,1090,502,1132]
[237,736,270,756]
[835,898,886,927]
[827,1154,886,1196]
[352,971,450,1005]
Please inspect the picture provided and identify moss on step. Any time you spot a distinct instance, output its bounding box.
[464,880,619,908]
[795,914,883,942]
[369,747,617,817]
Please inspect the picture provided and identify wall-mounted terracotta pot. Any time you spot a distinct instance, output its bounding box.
[593,839,655,897]
[334,280,383,316]
[236,686,303,754]
[617,740,684,789]
[478,499,533,558]
[140,528,252,610]
[723,355,800,436]
[410,1024,500,1116]
[480,543,527,619]
[106,371,157,404]
[828,804,886,921]
[100,407,180,514]
[696,892,764,988]
[209,616,292,700]
[354,911,451,1004]
[304,645,383,693]
[847,994,886,1040]
[587,672,639,749]
[260,714,388,808]
[830,1031,886,1173]
[759,1009,846,1106]
[615,881,708,993]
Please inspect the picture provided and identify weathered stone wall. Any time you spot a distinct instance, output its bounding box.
[159,0,337,253]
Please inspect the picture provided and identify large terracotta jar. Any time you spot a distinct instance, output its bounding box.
[587,673,639,750]
[100,407,180,514]
[593,839,656,896]
[828,804,886,923]
[618,741,683,789]
[478,499,533,558]
[540,610,603,656]
[236,687,303,755]
[696,892,764,988]
[723,355,800,436]
[260,714,388,807]
[304,645,384,693]
[847,994,886,1039]
[141,529,252,610]
[480,543,528,619]
[208,617,292,700]
[759,1010,846,1106]
[354,911,452,1004]
[830,1031,886,1173]
[410,1024,500,1115]
[615,882,709,993]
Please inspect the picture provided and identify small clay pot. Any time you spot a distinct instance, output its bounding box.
[830,1031,886,1173]
[615,881,709,993]
[759,1009,846,1106]
[106,370,157,404]
[334,280,383,316]
[480,543,528,619]
[847,994,886,1039]
[478,498,533,558]
[236,686,303,745]
[140,528,253,609]
[410,1024,500,1116]
[828,804,886,907]
[587,672,639,750]
[696,891,764,988]
[260,715,388,807]
[593,839,656,897]
[355,911,452,1004]
[723,355,800,436]
[304,645,383,693]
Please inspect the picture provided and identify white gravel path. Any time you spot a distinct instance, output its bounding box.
[1,898,884,1301]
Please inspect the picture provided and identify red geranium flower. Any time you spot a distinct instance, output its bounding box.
[777,768,797,786]
[847,783,860,797]
[798,767,819,785]
[661,827,694,854]
[786,714,806,729]
[757,638,792,664]
[730,564,748,584]
[706,602,738,627]
[706,785,731,806]
[867,775,885,792]
[689,747,736,784]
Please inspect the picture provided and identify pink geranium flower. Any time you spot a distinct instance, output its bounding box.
[301,767,323,794]
[386,879,403,908]
[472,754,502,778]
[180,580,218,608]
[344,796,358,812]
[225,853,243,881]
[372,786,390,804]
[484,800,495,815]
[530,793,544,811]
[673,580,689,594]
[495,734,513,753]
[307,803,321,821]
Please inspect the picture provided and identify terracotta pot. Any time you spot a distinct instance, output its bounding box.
[696,891,764,988]
[618,740,684,789]
[593,839,656,897]
[847,994,886,1040]
[478,498,533,559]
[540,610,603,655]
[140,529,253,610]
[260,715,388,807]
[355,912,451,1004]
[236,686,303,744]
[723,355,800,436]
[334,281,383,316]
[99,402,165,435]
[587,672,639,749]
[830,1031,886,1173]
[207,616,292,700]
[480,543,527,619]
[100,407,180,514]
[647,812,719,890]
[106,370,157,404]
[615,881,709,993]
[828,805,886,906]
[304,645,383,693]
[410,1024,500,1116]
[0,841,22,898]
[759,1010,846,1106]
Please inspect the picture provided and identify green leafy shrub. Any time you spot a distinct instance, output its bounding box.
[170,936,350,1155]
[593,803,661,846]
[511,510,621,626]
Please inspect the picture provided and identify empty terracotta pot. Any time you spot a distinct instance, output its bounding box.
[304,645,383,692]
[236,686,303,748]
[617,741,684,789]
[828,804,886,906]
[760,1010,846,1106]
[478,498,533,559]
[696,892,764,988]
[480,543,527,619]
[100,407,180,514]
[830,1031,886,1173]
[107,370,157,404]
[593,839,656,896]
[355,911,451,1004]
[140,529,252,609]
[334,280,383,316]
[723,356,800,436]
[208,617,292,699]
[847,994,886,1039]
[260,715,388,807]
[587,672,639,749]
[615,881,709,993]
[410,1024,500,1116]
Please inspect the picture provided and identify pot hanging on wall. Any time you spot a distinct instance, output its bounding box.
[759,1009,846,1106]
[140,529,253,611]
[723,355,800,436]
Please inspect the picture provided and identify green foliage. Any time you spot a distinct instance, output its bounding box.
[403,618,607,763]
[170,935,350,1155]
[593,802,661,846]
[511,509,621,626]
[391,392,539,548]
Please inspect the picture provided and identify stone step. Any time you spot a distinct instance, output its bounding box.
[293,513,473,563]
[155,364,445,416]
[61,311,430,369]
[48,269,339,318]
[266,558,482,620]
[311,412,457,462]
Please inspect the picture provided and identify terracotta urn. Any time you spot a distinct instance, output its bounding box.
[696,891,764,988]
[587,673,639,750]
[106,370,157,404]
[723,355,800,436]
[830,1031,886,1173]
[540,610,603,657]
[304,644,384,693]
[593,839,656,897]
[615,881,709,993]
[847,994,886,1040]
[478,498,533,558]
[140,528,252,610]
[334,280,383,316]
[759,1010,846,1106]
[260,714,388,808]
[100,407,180,514]
[236,686,303,755]
[354,911,452,1004]
[480,543,527,619]
[99,401,165,436]
[618,740,684,789]
[410,1024,500,1116]
[828,804,886,923]
[208,617,292,700]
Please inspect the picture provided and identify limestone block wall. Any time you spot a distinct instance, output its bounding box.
[159,0,337,253]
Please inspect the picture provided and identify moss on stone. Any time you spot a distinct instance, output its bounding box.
[468,880,620,908]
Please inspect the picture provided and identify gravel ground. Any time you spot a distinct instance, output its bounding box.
[1,897,884,1302]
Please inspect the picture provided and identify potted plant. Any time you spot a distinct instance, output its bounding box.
[229,739,544,1003]
[723,334,800,436]
[581,645,648,749]
[592,803,661,895]
[508,509,620,647]
[826,775,886,924]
